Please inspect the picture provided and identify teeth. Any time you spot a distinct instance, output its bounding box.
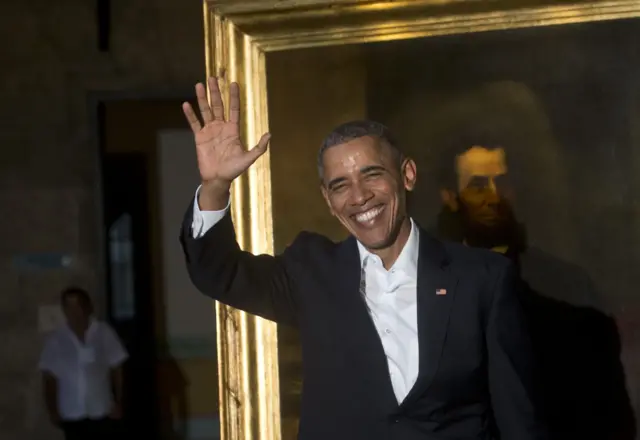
[355,207,382,223]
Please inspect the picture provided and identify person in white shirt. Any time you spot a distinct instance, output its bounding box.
[39,287,128,440]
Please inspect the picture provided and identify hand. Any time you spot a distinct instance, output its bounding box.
[108,402,123,420]
[182,77,271,190]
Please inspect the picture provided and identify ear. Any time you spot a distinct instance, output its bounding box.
[402,158,417,191]
[440,188,459,211]
[320,185,336,216]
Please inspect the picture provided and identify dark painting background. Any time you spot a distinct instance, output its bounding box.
[267,18,640,439]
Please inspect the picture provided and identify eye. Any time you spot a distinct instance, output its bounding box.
[331,184,347,193]
[467,176,489,189]
[364,171,382,180]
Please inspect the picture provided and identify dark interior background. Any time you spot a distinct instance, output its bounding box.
[268,17,640,440]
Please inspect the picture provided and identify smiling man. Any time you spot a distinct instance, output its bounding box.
[179,77,547,440]
[319,126,414,265]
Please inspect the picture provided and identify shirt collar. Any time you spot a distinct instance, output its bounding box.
[356,218,420,274]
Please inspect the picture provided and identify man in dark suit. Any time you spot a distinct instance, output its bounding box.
[179,77,547,440]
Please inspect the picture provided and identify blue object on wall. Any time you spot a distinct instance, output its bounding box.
[12,253,73,271]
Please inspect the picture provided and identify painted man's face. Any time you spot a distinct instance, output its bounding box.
[456,146,512,228]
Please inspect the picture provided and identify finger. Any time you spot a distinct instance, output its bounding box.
[244,133,271,165]
[209,77,225,121]
[182,102,202,133]
[229,82,241,124]
[195,82,212,123]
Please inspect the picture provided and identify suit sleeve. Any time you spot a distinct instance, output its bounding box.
[179,198,299,326]
[486,261,548,440]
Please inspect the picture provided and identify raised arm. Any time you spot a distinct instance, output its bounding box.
[180,77,298,325]
[180,202,299,325]
[486,261,548,440]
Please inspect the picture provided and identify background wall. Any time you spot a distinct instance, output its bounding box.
[157,129,219,440]
[158,129,216,361]
[103,103,219,439]
[0,1,205,439]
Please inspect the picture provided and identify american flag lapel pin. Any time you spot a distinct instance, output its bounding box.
[436,288,447,296]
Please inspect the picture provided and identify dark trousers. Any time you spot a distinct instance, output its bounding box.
[61,418,118,440]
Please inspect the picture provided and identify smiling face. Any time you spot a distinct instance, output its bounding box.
[320,135,416,251]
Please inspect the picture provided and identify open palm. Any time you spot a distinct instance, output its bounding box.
[183,77,270,185]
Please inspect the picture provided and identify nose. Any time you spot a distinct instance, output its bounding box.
[350,181,373,206]
[484,178,500,204]
[487,178,497,194]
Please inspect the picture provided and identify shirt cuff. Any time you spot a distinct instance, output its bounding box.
[192,185,230,239]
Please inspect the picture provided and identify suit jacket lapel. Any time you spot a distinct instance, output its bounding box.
[335,237,398,412]
[402,230,458,407]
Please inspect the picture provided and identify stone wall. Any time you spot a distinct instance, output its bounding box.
[0,1,204,439]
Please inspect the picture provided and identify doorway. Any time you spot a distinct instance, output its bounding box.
[102,149,157,437]
[98,98,220,440]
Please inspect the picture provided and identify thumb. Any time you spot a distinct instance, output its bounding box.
[244,132,271,165]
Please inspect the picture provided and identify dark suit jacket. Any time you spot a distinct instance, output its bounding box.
[180,207,547,440]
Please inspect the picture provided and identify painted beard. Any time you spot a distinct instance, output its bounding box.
[460,202,520,250]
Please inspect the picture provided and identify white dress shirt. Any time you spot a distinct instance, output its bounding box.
[38,319,128,421]
[191,187,228,239]
[191,186,420,403]
[356,221,419,403]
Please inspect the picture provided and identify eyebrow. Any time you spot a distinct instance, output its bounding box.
[326,177,347,190]
[361,165,386,174]
[326,165,388,190]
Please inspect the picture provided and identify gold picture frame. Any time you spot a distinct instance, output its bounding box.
[202,1,640,439]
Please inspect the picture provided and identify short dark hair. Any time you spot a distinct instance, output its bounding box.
[60,286,92,308]
[435,133,506,189]
[317,120,405,180]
